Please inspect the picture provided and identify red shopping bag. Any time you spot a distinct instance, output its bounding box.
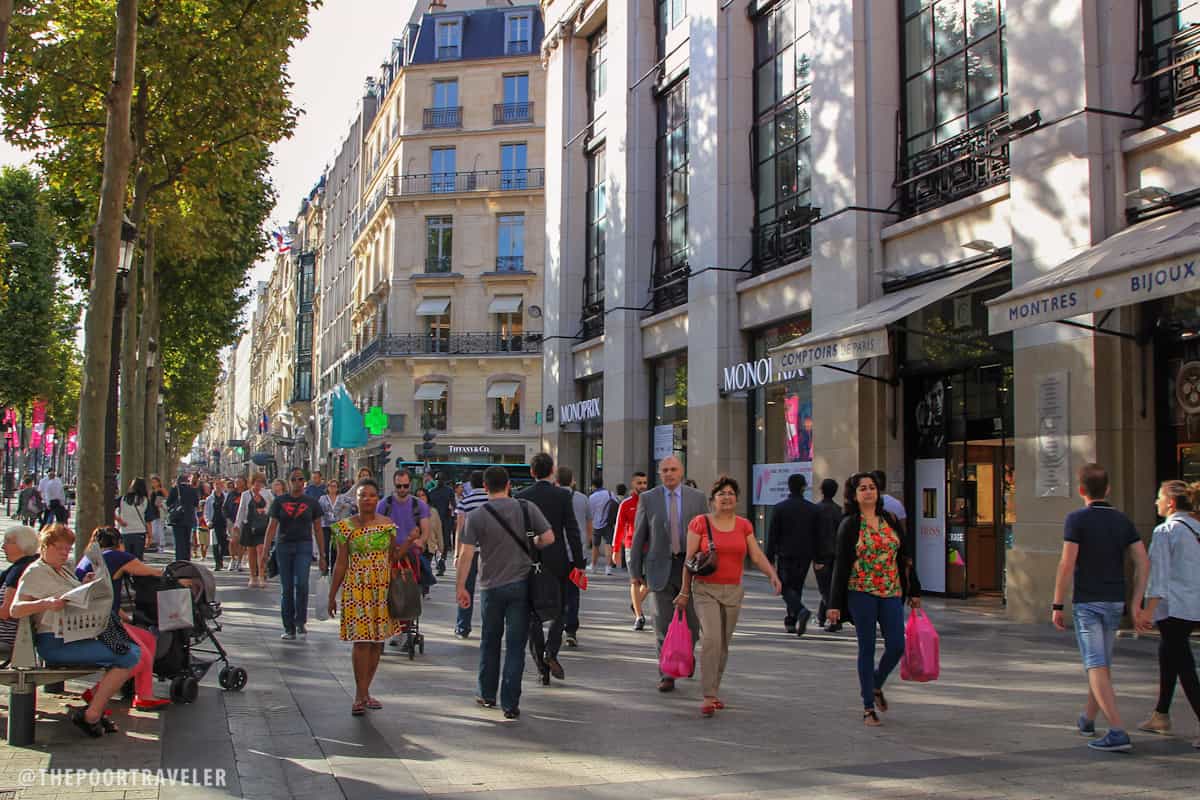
[900,607,940,682]
[658,609,694,679]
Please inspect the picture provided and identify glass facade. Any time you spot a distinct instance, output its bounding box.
[651,353,688,475]
[583,148,606,339]
[654,78,689,309]
[580,377,604,487]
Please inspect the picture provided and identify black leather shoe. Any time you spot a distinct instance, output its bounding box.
[796,609,812,638]
[503,707,520,719]
[545,657,565,680]
[657,678,675,692]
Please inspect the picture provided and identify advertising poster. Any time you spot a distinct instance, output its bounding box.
[914,459,946,593]
[653,424,675,460]
[752,462,812,505]
[783,396,814,462]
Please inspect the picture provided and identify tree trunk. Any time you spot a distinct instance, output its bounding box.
[119,169,149,488]
[74,0,137,557]
[141,244,159,479]
[0,0,14,78]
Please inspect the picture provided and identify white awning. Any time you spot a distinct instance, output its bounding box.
[987,206,1200,334]
[413,382,447,401]
[769,262,1008,371]
[485,381,521,399]
[487,295,523,314]
[415,297,451,316]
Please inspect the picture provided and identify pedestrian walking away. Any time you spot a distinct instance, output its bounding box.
[814,478,843,630]
[1052,462,1149,753]
[115,477,150,560]
[765,473,821,637]
[678,476,782,717]
[518,453,585,685]
[263,467,328,640]
[630,455,708,692]
[588,478,619,575]
[205,479,231,571]
[167,474,200,563]
[234,474,274,588]
[611,470,651,631]
[224,476,247,571]
[453,470,488,639]
[1134,479,1200,749]
[457,466,556,719]
[828,471,922,727]
[327,478,408,716]
[427,473,457,576]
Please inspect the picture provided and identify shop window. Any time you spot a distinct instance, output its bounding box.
[898,0,1008,215]
[653,78,689,312]
[753,0,813,274]
[1140,0,1200,125]
[421,398,448,431]
[584,148,607,339]
[488,381,522,431]
[651,353,688,475]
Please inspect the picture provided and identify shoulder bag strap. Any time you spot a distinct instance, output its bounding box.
[482,502,534,558]
[703,514,716,551]
[135,499,146,529]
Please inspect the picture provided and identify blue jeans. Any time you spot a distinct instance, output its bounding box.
[122,533,146,561]
[847,591,905,709]
[478,578,530,711]
[1073,601,1123,670]
[456,553,479,635]
[172,524,193,563]
[276,539,314,633]
[36,633,141,670]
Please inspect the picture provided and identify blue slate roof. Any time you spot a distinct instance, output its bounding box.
[408,5,544,65]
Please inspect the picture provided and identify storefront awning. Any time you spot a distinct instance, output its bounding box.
[986,206,1200,334]
[415,297,451,316]
[485,381,521,399]
[413,382,448,401]
[768,262,1008,371]
[487,295,523,314]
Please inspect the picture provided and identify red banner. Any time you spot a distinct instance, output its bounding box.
[30,400,46,449]
[43,426,55,456]
[66,428,78,456]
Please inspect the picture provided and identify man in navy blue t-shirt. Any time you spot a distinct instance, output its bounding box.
[1052,462,1149,753]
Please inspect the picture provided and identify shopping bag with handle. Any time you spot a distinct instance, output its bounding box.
[313,573,331,621]
[658,609,694,679]
[900,607,940,682]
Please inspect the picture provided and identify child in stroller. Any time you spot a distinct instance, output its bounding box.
[129,561,248,703]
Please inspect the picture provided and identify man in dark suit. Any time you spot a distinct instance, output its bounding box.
[516,452,585,684]
[167,474,200,563]
[630,455,708,692]
[766,474,822,637]
[814,478,843,631]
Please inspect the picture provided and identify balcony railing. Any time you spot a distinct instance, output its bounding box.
[752,211,814,275]
[896,112,1010,217]
[386,168,544,197]
[650,258,689,313]
[343,331,545,378]
[494,101,534,124]
[581,298,604,340]
[495,255,525,272]
[424,107,463,129]
[1141,23,1200,126]
[425,255,452,273]
[506,40,531,55]
[437,45,460,60]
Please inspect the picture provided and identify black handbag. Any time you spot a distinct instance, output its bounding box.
[387,558,422,620]
[266,546,279,579]
[484,501,561,621]
[685,515,719,577]
[98,612,133,656]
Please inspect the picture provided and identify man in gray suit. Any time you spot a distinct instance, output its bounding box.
[631,455,707,692]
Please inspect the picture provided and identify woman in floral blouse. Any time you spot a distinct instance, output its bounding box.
[327,478,417,716]
[828,472,921,727]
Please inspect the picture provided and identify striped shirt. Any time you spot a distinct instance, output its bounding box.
[455,487,488,521]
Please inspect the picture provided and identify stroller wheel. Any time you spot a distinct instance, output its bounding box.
[418,637,425,654]
[170,676,187,703]
[227,667,248,691]
[218,666,232,689]
[182,677,199,704]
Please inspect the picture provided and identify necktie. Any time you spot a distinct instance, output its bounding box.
[669,489,680,554]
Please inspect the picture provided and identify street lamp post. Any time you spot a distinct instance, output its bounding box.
[104,217,138,515]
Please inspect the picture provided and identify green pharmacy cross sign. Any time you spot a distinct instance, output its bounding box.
[364,406,389,436]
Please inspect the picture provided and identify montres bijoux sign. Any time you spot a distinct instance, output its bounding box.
[559,398,601,424]
[721,357,802,394]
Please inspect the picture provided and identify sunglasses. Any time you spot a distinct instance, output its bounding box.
[396,482,411,489]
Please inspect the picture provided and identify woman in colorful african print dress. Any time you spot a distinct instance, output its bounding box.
[828,472,921,727]
[327,478,419,716]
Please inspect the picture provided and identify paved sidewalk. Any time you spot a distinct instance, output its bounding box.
[1,514,1198,799]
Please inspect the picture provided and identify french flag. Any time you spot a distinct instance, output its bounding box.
[272,228,293,254]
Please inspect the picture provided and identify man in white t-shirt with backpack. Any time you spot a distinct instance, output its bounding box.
[588,477,619,575]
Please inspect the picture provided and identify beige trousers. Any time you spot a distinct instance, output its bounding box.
[692,581,744,698]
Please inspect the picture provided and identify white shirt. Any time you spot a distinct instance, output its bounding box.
[588,488,616,528]
[882,494,907,521]
[38,477,65,504]
[117,496,148,534]
[235,488,274,529]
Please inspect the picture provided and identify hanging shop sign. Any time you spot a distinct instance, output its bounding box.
[559,398,602,424]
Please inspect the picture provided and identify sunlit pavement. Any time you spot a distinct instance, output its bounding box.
[145,549,1198,800]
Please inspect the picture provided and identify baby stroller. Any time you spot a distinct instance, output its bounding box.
[389,551,425,661]
[130,561,248,703]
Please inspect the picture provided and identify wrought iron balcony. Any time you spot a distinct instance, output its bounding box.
[343,331,545,378]
[1141,24,1200,126]
[495,255,525,272]
[752,211,814,275]
[424,107,463,129]
[386,168,544,197]
[897,113,1010,217]
[650,258,689,313]
[425,255,452,273]
[494,101,534,124]
[581,298,605,340]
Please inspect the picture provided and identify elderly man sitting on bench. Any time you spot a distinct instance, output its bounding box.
[10,524,140,737]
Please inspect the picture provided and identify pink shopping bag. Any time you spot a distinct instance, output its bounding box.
[900,607,940,682]
[658,608,694,679]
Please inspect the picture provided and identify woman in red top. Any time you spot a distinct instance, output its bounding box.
[676,476,782,717]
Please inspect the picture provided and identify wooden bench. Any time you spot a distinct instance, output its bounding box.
[0,617,98,745]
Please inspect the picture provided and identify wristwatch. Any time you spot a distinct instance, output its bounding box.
[1052,603,1064,611]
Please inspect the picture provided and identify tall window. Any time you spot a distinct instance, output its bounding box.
[583,148,607,338]
[658,0,687,36]
[655,78,688,308]
[1141,1,1200,124]
[496,313,523,350]
[588,29,607,128]
[496,214,525,271]
[434,79,458,108]
[492,391,521,431]
[427,79,461,129]
[506,13,532,54]
[503,74,529,104]
[497,74,532,123]
[431,147,456,193]
[436,18,462,60]
[902,0,1006,159]
[425,305,451,354]
[421,398,448,431]
[501,143,528,189]
[426,216,453,272]
[753,0,813,273]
